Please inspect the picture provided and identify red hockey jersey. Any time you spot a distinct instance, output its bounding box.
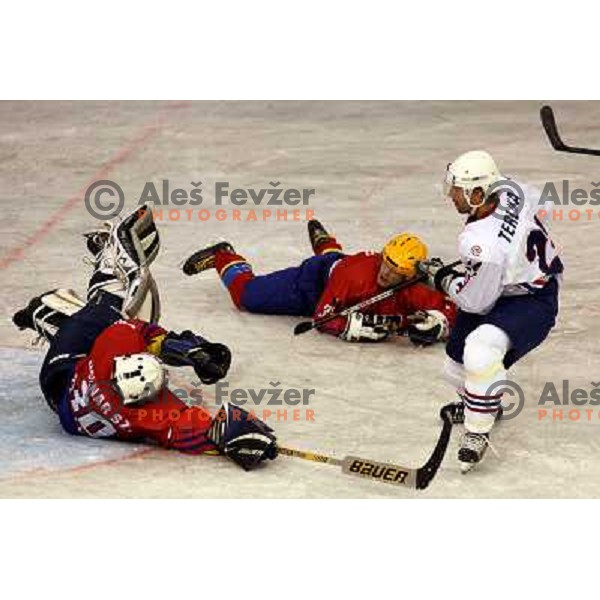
[314,252,456,337]
[66,319,215,454]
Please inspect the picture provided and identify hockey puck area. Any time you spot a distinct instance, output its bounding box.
[0,347,148,483]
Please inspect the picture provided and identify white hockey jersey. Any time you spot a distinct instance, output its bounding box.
[446,182,564,315]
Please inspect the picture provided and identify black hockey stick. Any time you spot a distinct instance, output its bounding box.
[278,406,453,490]
[293,260,461,336]
[293,275,426,335]
[540,105,600,156]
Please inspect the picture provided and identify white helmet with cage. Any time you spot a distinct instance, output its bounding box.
[113,352,166,405]
[444,150,503,210]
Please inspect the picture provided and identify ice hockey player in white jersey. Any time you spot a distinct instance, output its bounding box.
[419,150,563,471]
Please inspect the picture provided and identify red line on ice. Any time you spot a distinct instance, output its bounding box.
[0,101,191,270]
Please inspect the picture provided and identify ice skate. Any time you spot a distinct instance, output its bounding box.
[458,432,490,473]
[182,242,235,276]
[307,219,335,254]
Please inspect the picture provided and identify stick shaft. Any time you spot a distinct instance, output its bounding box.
[294,274,426,335]
[278,410,453,490]
[278,445,415,487]
[277,446,343,466]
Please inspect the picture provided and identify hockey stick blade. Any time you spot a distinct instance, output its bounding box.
[278,410,453,490]
[540,105,566,151]
[541,105,600,156]
[293,321,314,335]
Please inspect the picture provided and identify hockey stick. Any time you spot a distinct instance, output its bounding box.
[293,275,426,335]
[293,260,461,336]
[278,408,453,490]
[540,105,600,156]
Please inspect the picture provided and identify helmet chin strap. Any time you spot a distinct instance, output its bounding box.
[465,188,479,216]
[465,187,488,217]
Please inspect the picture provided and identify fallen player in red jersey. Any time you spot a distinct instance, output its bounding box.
[182,220,456,344]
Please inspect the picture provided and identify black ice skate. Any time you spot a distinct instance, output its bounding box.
[458,432,490,473]
[182,242,235,276]
[12,292,66,342]
[307,219,335,254]
[83,224,111,257]
[12,295,45,331]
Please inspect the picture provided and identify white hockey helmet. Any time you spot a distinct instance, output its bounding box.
[113,353,166,405]
[444,150,502,205]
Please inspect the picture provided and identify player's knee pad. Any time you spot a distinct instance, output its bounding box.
[442,357,466,389]
[463,324,510,381]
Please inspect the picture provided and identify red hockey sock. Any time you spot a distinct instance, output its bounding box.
[314,238,343,255]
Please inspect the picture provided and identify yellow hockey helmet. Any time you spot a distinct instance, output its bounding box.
[381,233,428,278]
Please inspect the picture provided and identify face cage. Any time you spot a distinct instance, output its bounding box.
[112,358,168,404]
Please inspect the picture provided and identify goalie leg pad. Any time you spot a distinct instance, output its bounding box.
[13,289,86,342]
[86,204,161,321]
[114,204,160,268]
[42,289,86,315]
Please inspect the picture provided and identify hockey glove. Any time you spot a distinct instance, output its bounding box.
[407,310,449,347]
[208,402,278,471]
[417,258,463,294]
[160,330,232,384]
[340,312,401,342]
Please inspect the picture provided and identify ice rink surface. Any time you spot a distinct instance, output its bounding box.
[1,100,599,498]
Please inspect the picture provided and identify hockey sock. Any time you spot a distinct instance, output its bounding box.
[462,325,510,434]
[314,237,343,256]
[215,251,254,309]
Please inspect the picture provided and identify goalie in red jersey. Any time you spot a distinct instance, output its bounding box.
[183,220,456,345]
[12,206,277,471]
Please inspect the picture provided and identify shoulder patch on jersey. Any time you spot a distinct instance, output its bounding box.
[459,227,503,266]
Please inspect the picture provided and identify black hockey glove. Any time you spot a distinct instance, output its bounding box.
[407,310,450,347]
[208,402,278,471]
[417,258,463,294]
[160,330,232,384]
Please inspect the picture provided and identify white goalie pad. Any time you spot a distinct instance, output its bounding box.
[87,204,161,323]
[127,270,161,323]
[113,204,160,269]
[41,289,86,316]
